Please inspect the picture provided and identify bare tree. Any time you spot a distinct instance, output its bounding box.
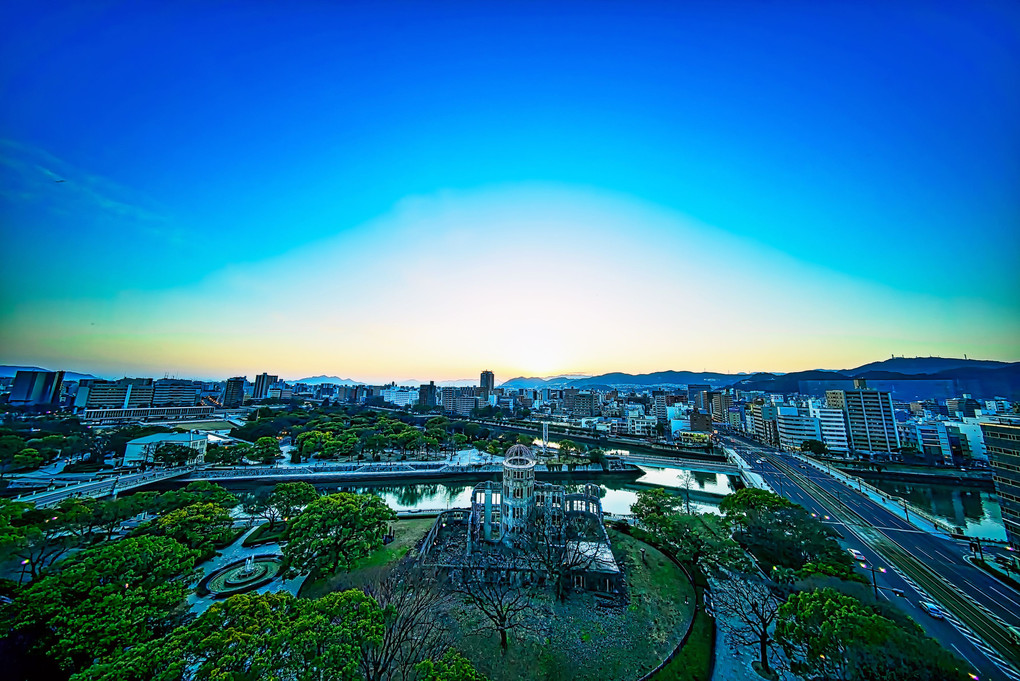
[714,573,785,677]
[453,551,538,652]
[677,470,696,514]
[360,565,453,681]
[521,510,604,601]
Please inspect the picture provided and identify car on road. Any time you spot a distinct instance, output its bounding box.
[919,601,944,619]
[848,549,866,561]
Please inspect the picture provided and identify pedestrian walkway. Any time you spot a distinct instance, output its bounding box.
[186,523,305,614]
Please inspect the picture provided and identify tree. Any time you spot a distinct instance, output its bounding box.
[359,566,454,681]
[75,590,385,681]
[0,498,28,559]
[3,535,200,674]
[416,650,487,681]
[732,503,852,575]
[631,488,684,536]
[453,552,538,652]
[95,495,149,540]
[521,511,605,601]
[714,574,784,676]
[150,480,238,515]
[77,431,111,465]
[252,436,281,465]
[801,439,827,455]
[776,588,970,681]
[282,493,397,577]
[57,497,104,542]
[8,505,79,580]
[14,447,44,471]
[657,513,749,573]
[270,481,320,524]
[0,435,26,478]
[141,502,234,559]
[719,488,795,521]
[676,470,697,514]
[152,442,194,467]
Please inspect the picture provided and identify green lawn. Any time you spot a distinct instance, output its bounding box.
[297,517,435,599]
[451,529,696,681]
[242,522,288,546]
[650,607,715,681]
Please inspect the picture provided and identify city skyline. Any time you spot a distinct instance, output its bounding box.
[2,2,1019,383]
[1,352,1015,387]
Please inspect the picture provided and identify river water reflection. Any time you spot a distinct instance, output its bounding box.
[338,466,737,517]
[865,478,1005,540]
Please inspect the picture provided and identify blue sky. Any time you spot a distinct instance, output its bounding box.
[1,1,1018,381]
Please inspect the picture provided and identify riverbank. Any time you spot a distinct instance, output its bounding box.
[831,462,995,488]
[177,460,647,486]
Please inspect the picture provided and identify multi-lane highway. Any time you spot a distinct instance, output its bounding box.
[724,435,1020,681]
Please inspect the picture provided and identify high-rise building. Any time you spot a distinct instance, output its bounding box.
[153,378,200,406]
[689,410,713,433]
[440,387,457,414]
[947,395,982,419]
[747,401,779,445]
[809,404,850,454]
[710,392,733,423]
[826,381,900,454]
[75,378,154,410]
[776,406,822,451]
[418,381,438,408]
[9,370,64,406]
[687,384,710,405]
[982,422,1020,549]
[223,377,246,408]
[254,373,279,400]
[572,391,598,418]
[652,391,667,424]
[455,394,479,416]
[480,370,495,394]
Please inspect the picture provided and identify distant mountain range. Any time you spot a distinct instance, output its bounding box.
[499,357,1020,400]
[500,370,744,389]
[291,375,363,385]
[0,365,97,382]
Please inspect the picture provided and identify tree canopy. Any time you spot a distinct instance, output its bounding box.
[282,492,397,577]
[4,535,200,674]
[140,502,234,560]
[776,588,970,681]
[74,590,384,681]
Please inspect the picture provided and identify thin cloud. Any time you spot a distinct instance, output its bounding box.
[0,139,170,224]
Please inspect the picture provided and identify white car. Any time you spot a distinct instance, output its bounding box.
[920,601,944,619]
[848,549,866,562]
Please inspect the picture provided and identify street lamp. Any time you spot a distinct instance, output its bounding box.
[860,562,887,598]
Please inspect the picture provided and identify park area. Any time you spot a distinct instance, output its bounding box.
[301,518,697,681]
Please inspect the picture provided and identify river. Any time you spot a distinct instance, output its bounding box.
[865,478,1006,540]
[215,464,738,517]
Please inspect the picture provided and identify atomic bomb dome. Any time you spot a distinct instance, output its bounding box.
[502,445,537,539]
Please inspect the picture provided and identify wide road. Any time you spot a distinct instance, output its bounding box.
[724,435,1020,681]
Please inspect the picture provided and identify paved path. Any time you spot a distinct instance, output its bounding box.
[186,523,305,614]
[710,595,786,681]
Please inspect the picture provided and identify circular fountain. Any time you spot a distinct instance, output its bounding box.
[200,554,282,598]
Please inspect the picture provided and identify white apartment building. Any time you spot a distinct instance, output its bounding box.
[382,387,419,407]
[809,404,850,454]
[627,414,658,437]
[776,406,822,451]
